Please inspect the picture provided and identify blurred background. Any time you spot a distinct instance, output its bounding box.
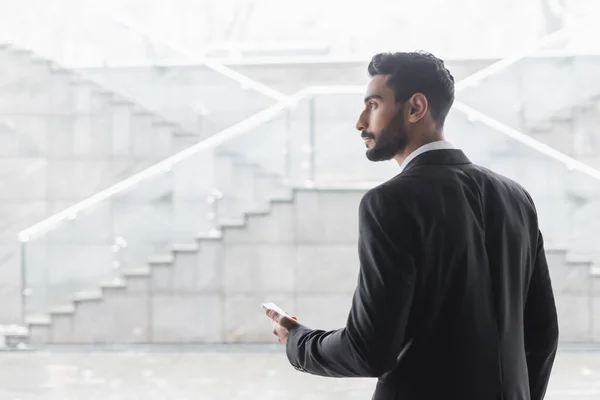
[0,0,600,398]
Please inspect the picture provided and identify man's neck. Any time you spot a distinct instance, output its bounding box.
[393,136,446,167]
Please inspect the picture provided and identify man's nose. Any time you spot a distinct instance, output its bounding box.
[356,114,367,132]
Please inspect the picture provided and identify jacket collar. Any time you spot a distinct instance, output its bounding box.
[402,149,472,173]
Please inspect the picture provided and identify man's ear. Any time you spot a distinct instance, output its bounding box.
[406,93,428,123]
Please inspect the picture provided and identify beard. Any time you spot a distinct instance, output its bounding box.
[361,110,408,162]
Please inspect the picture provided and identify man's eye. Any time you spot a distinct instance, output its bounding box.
[369,102,377,109]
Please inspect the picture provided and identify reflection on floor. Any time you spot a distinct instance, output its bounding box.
[0,345,599,400]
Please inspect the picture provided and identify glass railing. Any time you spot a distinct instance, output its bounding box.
[447,103,600,266]
[19,86,406,317]
[457,22,600,168]
[0,1,282,137]
[453,19,600,264]
[299,90,600,265]
[18,93,294,316]
[82,61,280,137]
[302,91,600,265]
[19,77,600,318]
[73,7,284,136]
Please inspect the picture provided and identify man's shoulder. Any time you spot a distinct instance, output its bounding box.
[375,162,534,207]
[464,163,537,209]
[360,175,415,208]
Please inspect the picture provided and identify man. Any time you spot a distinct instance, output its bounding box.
[265,51,559,400]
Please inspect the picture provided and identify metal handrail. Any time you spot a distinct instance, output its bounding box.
[306,87,600,182]
[20,85,600,243]
[17,28,576,242]
[18,88,309,243]
[454,27,570,91]
[453,101,600,180]
[27,47,194,135]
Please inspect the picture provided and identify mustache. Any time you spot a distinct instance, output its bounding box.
[361,131,375,140]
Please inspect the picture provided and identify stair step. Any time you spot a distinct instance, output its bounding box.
[10,48,32,55]
[100,278,127,289]
[0,325,28,336]
[246,207,271,216]
[529,128,552,136]
[131,107,152,116]
[148,255,175,265]
[50,65,71,74]
[97,90,113,97]
[233,161,260,169]
[123,267,151,277]
[1,342,34,351]
[216,150,241,158]
[48,305,75,315]
[268,194,294,203]
[566,255,593,267]
[70,76,92,85]
[196,230,223,240]
[220,217,246,228]
[72,290,103,302]
[30,57,51,65]
[153,120,177,129]
[256,171,283,179]
[172,244,199,253]
[172,129,199,136]
[553,104,576,118]
[25,314,51,326]
[111,96,132,106]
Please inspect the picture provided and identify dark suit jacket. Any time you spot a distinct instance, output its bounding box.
[286,149,559,400]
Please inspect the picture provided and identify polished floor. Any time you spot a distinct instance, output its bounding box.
[0,345,599,399]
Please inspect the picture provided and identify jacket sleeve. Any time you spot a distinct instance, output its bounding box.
[524,230,559,400]
[285,188,417,378]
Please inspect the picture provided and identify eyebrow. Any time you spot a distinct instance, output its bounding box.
[364,94,383,104]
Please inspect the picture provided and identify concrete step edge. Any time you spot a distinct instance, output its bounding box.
[48,305,75,315]
[148,255,175,265]
[25,314,51,326]
[219,218,247,228]
[196,230,223,240]
[0,324,29,335]
[172,244,200,253]
[123,268,151,277]
[72,290,103,302]
[100,278,127,289]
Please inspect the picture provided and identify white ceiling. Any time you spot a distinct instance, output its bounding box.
[0,0,597,66]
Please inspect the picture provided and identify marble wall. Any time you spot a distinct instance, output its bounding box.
[79,65,278,136]
[26,188,600,344]
[4,47,600,333]
[80,55,600,132]
[0,47,184,324]
[13,91,600,329]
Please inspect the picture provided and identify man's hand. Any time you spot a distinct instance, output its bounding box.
[265,308,299,344]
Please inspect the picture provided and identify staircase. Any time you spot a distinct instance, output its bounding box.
[2,87,600,348]
[0,43,202,213]
[0,42,213,329]
[446,108,600,266]
[3,186,599,347]
[80,64,278,137]
[527,96,600,169]
[455,47,600,171]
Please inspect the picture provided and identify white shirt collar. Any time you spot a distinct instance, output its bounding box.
[399,140,454,172]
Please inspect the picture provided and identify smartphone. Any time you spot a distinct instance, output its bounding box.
[261,302,292,319]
